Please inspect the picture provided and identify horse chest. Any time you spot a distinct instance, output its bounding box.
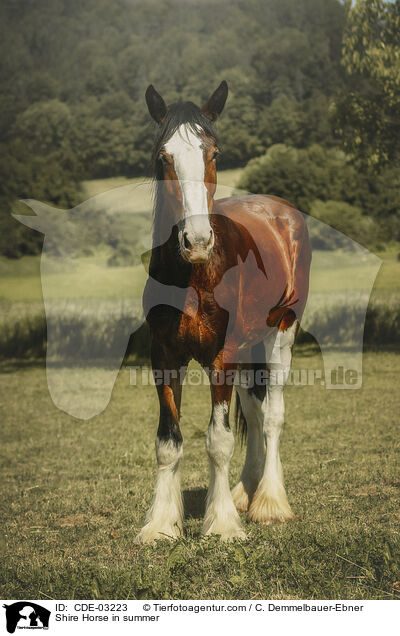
[177,290,226,357]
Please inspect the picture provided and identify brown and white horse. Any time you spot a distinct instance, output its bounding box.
[136,81,311,542]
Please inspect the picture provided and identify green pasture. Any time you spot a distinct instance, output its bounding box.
[81,168,244,200]
[0,173,399,600]
[0,246,398,303]
[0,350,399,599]
[2,171,399,302]
[0,256,147,303]
[309,247,400,294]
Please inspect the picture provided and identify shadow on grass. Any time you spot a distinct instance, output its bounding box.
[183,487,206,520]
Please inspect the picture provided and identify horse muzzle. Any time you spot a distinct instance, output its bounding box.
[179,226,214,264]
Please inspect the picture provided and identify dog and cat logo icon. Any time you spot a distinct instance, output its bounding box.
[2,602,50,633]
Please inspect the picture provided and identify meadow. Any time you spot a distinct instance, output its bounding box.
[0,349,399,600]
[0,243,399,359]
[0,172,399,600]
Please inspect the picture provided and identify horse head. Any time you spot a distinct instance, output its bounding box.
[146,81,228,263]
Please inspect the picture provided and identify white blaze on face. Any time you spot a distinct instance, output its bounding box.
[165,124,212,253]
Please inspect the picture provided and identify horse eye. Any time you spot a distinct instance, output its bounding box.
[160,153,170,165]
[212,150,219,161]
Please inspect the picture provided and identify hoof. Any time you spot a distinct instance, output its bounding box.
[202,512,246,541]
[203,525,246,541]
[231,481,250,512]
[134,523,182,544]
[248,486,294,524]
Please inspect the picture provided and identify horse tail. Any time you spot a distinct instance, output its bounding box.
[235,341,267,445]
[235,389,247,446]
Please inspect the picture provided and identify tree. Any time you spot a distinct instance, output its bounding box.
[238,143,360,213]
[0,0,353,256]
[332,0,400,167]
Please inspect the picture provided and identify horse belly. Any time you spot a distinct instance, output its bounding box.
[214,197,311,347]
[237,267,290,348]
[213,250,289,350]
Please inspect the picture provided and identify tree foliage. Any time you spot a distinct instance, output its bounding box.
[0,0,398,255]
[238,144,360,213]
[332,0,400,167]
[238,143,397,247]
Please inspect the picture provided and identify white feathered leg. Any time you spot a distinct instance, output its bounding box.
[135,439,183,543]
[203,402,246,540]
[248,324,297,524]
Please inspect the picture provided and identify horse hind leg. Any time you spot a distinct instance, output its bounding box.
[248,323,297,524]
[231,385,266,512]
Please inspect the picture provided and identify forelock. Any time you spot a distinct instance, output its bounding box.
[152,101,217,167]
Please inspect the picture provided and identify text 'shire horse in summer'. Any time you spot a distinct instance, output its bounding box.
[137,81,311,543]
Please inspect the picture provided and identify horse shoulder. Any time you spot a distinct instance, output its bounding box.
[214,195,309,248]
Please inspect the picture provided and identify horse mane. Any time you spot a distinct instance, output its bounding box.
[151,101,218,247]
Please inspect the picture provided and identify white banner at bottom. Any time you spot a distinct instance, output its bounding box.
[1,599,397,635]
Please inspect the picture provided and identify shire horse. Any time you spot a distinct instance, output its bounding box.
[137,81,311,543]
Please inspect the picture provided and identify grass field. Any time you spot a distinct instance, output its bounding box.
[1,239,400,303]
[0,349,399,600]
[81,168,244,201]
[1,173,399,600]
[3,166,400,303]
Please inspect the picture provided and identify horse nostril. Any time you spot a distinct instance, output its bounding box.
[183,232,191,250]
[208,230,214,246]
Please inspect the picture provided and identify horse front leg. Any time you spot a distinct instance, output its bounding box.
[135,344,186,544]
[203,357,245,540]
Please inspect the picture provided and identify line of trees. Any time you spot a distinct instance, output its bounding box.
[0,0,398,257]
[240,0,400,249]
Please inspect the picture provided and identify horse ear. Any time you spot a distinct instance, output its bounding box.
[12,199,61,234]
[145,85,167,124]
[202,80,228,121]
